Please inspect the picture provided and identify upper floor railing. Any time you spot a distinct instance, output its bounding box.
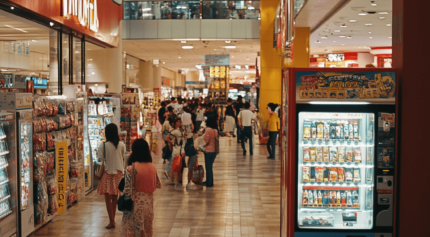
[123,0,260,20]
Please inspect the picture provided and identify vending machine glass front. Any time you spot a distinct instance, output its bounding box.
[297,112,374,230]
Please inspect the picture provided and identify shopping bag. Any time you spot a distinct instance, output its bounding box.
[192,162,204,185]
[194,137,205,152]
[172,153,184,173]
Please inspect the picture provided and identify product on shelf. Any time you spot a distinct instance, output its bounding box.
[303,120,362,143]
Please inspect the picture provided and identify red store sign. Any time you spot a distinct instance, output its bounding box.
[5,0,122,47]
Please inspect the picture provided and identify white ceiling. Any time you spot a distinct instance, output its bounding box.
[308,0,392,54]
[122,40,260,71]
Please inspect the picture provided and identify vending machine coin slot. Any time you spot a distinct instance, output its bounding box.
[375,176,393,227]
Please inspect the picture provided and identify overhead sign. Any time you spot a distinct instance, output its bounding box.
[56,140,69,214]
[326,54,345,62]
[204,55,230,66]
[62,0,99,32]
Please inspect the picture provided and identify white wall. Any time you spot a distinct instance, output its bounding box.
[357,53,374,67]
[185,70,199,82]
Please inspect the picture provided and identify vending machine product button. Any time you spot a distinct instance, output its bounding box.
[387,180,392,187]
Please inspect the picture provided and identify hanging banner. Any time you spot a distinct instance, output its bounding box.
[56,140,69,214]
[204,55,230,66]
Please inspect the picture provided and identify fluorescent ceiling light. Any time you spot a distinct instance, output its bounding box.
[349,20,357,23]
[334,30,340,32]
[333,41,336,42]
[369,32,372,34]
[371,3,377,6]
[224,46,236,49]
[181,41,186,43]
[379,17,385,20]
[142,14,152,16]
[340,24,347,28]
[359,13,367,16]
[347,36,352,39]
[339,35,346,38]
[182,46,193,49]
[379,12,389,14]
[365,23,372,26]
[388,37,392,38]
[321,36,328,39]
[308,101,370,105]
[369,37,373,39]
[32,40,37,42]
[387,24,391,26]
[225,41,231,43]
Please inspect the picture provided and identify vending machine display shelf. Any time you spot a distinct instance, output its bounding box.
[301,163,372,167]
[301,183,372,188]
[300,143,373,147]
[0,210,12,220]
[300,206,361,211]
[0,135,5,140]
[0,178,9,186]
[0,163,8,170]
[303,186,358,191]
[0,151,9,156]
[0,195,10,203]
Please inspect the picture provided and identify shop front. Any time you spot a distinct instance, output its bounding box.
[310,53,373,68]
[0,1,122,236]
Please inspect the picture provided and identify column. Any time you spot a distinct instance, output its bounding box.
[105,36,123,93]
[259,0,283,118]
[291,27,310,67]
[393,0,430,236]
[153,65,161,89]
[139,61,153,90]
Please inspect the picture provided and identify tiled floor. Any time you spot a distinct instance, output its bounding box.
[30,136,281,237]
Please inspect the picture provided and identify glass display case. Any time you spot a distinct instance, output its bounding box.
[297,112,374,229]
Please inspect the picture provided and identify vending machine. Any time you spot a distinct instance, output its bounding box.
[281,68,397,237]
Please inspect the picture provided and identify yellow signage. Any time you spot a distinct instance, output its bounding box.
[56,140,69,214]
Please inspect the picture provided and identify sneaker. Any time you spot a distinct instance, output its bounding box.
[186,183,196,190]
[173,184,183,191]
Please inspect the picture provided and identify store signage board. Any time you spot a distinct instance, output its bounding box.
[204,55,230,66]
[56,140,69,214]
[32,77,48,89]
[7,0,121,47]
[295,71,396,103]
[326,54,345,62]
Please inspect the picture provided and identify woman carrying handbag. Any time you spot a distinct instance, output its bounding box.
[202,117,219,187]
[121,139,161,237]
[96,123,126,229]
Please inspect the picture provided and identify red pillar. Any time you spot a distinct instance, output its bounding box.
[393,0,430,236]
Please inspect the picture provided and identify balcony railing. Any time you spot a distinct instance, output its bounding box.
[123,1,260,20]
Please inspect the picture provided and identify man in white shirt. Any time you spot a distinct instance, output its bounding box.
[167,97,183,115]
[195,103,206,132]
[237,102,256,156]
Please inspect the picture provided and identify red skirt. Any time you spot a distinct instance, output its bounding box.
[97,171,123,195]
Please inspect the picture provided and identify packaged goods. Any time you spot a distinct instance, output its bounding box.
[347,191,352,206]
[302,190,308,205]
[324,125,330,140]
[303,147,310,162]
[329,167,337,183]
[353,169,361,183]
[315,167,324,182]
[349,123,354,140]
[354,148,362,163]
[336,191,341,205]
[48,195,58,215]
[322,191,328,205]
[352,191,359,208]
[34,152,46,182]
[40,118,47,132]
[335,125,341,139]
[330,191,336,204]
[323,147,330,162]
[46,152,55,171]
[313,190,318,206]
[330,124,336,139]
[343,122,349,139]
[302,167,311,182]
[341,192,347,206]
[346,147,353,162]
[324,168,329,182]
[339,124,344,139]
[309,147,316,162]
[345,168,353,183]
[318,191,322,204]
[316,147,323,162]
[310,167,315,182]
[316,122,324,139]
[352,121,359,139]
[337,146,345,163]
[367,147,373,164]
[337,167,345,182]
[311,123,317,139]
[308,190,313,205]
[329,147,338,162]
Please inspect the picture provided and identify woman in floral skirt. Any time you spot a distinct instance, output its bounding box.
[97,123,126,229]
[122,139,161,237]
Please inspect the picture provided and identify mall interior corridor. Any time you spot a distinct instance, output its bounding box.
[30,137,281,237]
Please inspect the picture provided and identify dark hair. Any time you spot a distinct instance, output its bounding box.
[161,101,166,107]
[206,116,218,130]
[227,98,232,102]
[267,103,277,111]
[169,116,180,126]
[171,97,176,101]
[167,106,174,112]
[105,123,120,149]
[127,139,152,165]
[244,102,250,109]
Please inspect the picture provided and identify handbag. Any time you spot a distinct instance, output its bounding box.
[162,143,172,159]
[214,129,219,154]
[94,142,105,180]
[118,163,135,212]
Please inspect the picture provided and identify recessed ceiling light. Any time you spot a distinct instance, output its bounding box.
[365,23,372,26]
[10,7,14,10]
[369,37,373,39]
[379,12,389,14]
[182,46,193,49]
[225,41,231,43]
[334,30,341,32]
[387,24,391,26]
[340,24,347,28]
[388,37,392,38]
[379,17,385,20]
[214,49,217,51]
[163,62,165,64]
[181,41,186,43]
[347,36,352,39]
[50,22,54,26]
[333,41,336,42]
[371,3,377,6]
[32,40,37,42]
[339,35,346,38]
[321,36,328,39]
[178,56,181,59]
[341,44,345,45]
[369,32,372,34]
[349,20,357,23]
[224,46,236,49]
[359,13,367,16]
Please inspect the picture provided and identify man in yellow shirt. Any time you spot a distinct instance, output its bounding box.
[266,103,280,159]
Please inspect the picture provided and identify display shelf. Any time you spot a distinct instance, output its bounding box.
[300,142,373,147]
[0,210,12,220]
[0,163,8,170]
[0,195,10,203]
[0,178,9,186]
[302,186,358,191]
[0,151,9,156]
[0,135,5,140]
[299,208,371,213]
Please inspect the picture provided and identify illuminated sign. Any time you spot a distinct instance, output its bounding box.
[326,54,345,62]
[62,0,99,32]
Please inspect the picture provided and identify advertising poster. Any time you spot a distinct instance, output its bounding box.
[56,140,69,214]
[204,55,230,66]
[295,71,396,103]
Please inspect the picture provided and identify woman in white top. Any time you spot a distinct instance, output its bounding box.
[97,123,126,229]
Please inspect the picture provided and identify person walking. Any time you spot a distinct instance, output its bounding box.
[158,101,167,125]
[202,117,218,187]
[195,103,205,133]
[237,102,256,156]
[122,139,161,237]
[223,98,236,137]
[96,123,126,229]
[234,95,244,143]
[266,103,280,159]
[166,117,185,190]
